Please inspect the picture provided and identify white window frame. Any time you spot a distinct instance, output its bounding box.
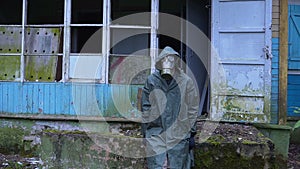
[63,0,158,83]
[0,0,158,83]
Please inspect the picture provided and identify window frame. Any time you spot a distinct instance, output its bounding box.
[0,0,158,83]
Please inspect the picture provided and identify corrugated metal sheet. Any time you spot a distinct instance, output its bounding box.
[0,82,141,118]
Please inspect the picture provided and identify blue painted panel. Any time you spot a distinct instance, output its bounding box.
[43,84,50,114]
[28,84,34,113]
[12,83,20,113]
[32,84,39,114]
[6,83,15,113]
[288,74,300,116]
[287,10,300,117]
[62,84,70,115]
[95,84,105,116]
[2,83,8,113]
[0,83,3,112]
[0,82,141,118]
[38,84,44,114]
[271,37,280,123]
[55,83,63,115]
[68,84,76,115]
[288,5,300,70]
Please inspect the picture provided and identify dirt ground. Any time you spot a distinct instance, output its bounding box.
[288,143,300,169]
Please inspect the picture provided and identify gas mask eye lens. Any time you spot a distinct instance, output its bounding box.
[167,55,175,62]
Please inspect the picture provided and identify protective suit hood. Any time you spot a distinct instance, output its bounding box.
[155,46,180,70]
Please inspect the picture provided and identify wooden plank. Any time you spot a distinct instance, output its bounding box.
[55,83,63,115]
[38,83,44,114]
[273,0,280,6]
[273,18,280,25]
[272,32,279,38]
[32,82,39,113]
[279,0,288,125]
[27,84,33,113]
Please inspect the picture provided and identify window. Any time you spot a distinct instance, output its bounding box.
[0,0,157,84]
[26,0,64,82]
[108,0,152,84]
[69,0,103,81]
[0,0,22,81]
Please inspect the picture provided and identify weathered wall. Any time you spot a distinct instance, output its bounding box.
[0,82,141,119]
[271,0,280,123]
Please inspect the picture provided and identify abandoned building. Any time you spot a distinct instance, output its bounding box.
[0,0,299,168]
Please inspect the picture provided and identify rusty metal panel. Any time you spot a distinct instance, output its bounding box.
[0,27,22,80]
[25,28,62,82]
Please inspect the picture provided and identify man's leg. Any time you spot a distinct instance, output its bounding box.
[147,152,167,169]
[167,139,190,169]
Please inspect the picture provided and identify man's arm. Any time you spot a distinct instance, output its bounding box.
[186,78,200,135]
[141,78,152,137]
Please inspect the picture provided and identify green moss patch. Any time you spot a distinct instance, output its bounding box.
[0,128,24,155]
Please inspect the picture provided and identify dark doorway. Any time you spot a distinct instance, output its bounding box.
[159,0,211,115]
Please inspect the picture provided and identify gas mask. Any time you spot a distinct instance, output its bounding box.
[160,55,176,79]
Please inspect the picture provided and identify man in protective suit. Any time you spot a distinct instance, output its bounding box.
[141,46,199,169]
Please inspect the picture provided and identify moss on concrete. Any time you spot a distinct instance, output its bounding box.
[0,127,24,155]
[194,141,286,169]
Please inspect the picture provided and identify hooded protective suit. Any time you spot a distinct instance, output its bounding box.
[141,46,199,169]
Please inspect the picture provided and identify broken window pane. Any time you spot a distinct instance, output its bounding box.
[109,55,151,84]
[110,28,150,55]
[27,0,64,24]
[0,0,22,24]
[71,27,102,53]
[72,0,103,24]
[111,0,151,25]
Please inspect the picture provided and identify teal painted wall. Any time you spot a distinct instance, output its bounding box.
[288,4,300,117]
[271,38,279,123]
[0,82,142,118]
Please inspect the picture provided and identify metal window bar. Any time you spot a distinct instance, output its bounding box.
[25,25,65,28]
[69,53,101,56]
[109,53,150,57]
[104,0,110,83]
[63,0,71,82]
[0,54,21,56]
[109,25,151,29]
[151,0,159,73]
[70,24,104,27]
[21,0,27,82]
[0,25,22,27]
[24,54,64,56]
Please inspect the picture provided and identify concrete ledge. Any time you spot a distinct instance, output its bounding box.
[0,119,289,169]
[253,123,292,158]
